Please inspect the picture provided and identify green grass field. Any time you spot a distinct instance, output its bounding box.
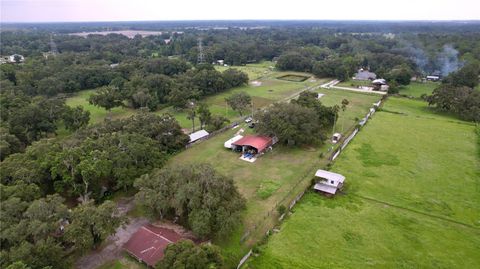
[248,97,480,268]
[398,81,439,98]
[65,90,135,124]
[167,89,382,266]
[66,63,324,130]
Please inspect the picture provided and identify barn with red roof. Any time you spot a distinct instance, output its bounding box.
[123,225,183,267]
[232,135,273,154]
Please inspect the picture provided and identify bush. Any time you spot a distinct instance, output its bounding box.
[277,205,287,215]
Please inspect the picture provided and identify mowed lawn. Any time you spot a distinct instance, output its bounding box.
[398,81,439,98]
[250,193,480,269]
[168,90,382,266]
[248,97,480,268]
[314,88,380,133]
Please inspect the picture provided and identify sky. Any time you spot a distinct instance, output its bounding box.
[1,0,479,23]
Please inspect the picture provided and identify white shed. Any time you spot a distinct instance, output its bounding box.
[313,169,345,195]
[189,130,209,143]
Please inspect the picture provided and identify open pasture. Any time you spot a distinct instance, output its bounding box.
[248,96,480,268]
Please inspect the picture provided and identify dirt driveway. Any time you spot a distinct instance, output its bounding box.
[75,198,148,269]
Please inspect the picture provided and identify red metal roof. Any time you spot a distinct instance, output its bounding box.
[123,225,183,267]
[232,135,273,152]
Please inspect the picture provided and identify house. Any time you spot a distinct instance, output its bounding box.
[8,54,25,63]
[372,79,389,91]
[426,75,440,81]
[426,71,442,81]
[188,130,209,144]
[353,69,377,81]
[313,169,345,195]
[224,135,244,149]
[124,225,183,267]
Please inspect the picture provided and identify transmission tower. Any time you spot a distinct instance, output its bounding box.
[197,37,205,64]
[49,34,58,55]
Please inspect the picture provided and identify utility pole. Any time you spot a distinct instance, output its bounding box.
[197,37,205,64]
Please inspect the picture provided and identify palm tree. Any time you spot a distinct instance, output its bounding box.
[186,102,196,132]
[341,99,349,132]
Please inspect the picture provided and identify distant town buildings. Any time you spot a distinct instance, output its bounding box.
[1,54,25,64]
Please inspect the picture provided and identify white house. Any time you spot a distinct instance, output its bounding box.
[313,169,345,195]
[188,129,209,143]
[8,54,25,63]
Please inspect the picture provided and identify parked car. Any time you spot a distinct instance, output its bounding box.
[245,117,253,123]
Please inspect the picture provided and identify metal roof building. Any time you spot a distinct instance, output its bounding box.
[313,169,346,195]
[123,225,183,267]
[232,135,273,153]
[188,129,209,143]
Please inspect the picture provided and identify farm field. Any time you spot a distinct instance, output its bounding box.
[398,81,439,98]
[248,97,480,268]
[167,89,382,266]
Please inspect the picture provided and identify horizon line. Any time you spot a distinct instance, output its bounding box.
[2,19,480,24]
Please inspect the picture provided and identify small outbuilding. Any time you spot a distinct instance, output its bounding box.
[188,129,209,143]
[123,225,183,267]
[372,79,389,91]
[313,169,345,195]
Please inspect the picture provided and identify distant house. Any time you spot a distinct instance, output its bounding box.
[188,129,209,143]
[426,71,442,81]
[426,75,440,81]
[8,54,25,63]
[124,225,183,267]
[353,69,377,81]
[313,169,345,195]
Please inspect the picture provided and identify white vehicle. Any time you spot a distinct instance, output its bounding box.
[245,117,253,123]
[332,133,342,144]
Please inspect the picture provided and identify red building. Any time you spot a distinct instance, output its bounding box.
[123,225,183,267]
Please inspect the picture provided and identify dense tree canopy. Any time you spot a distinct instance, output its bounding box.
[156,240,224,269]
[256,102,324,146]
[134,163,245,239]
[426,85,480,122]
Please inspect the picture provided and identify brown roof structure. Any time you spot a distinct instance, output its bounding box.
[123,225,183,267]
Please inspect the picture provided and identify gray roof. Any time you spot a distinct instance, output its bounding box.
[315,169,345,183]
[189,130,209,143]
[372,79,387,85]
